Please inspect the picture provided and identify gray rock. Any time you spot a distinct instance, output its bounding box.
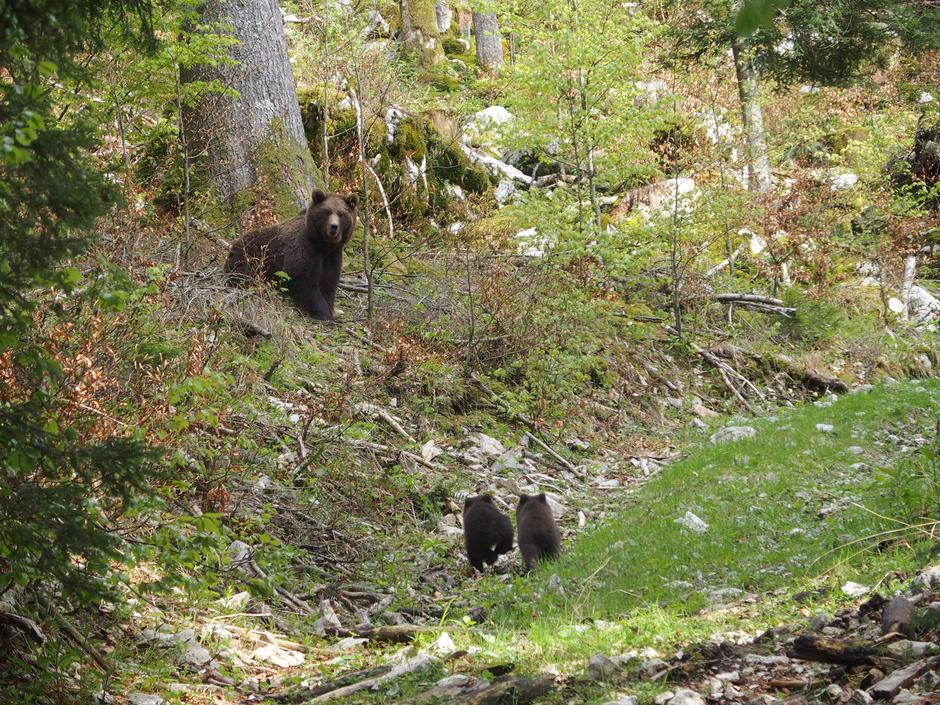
[749,696,782,705]
[127,695,165,705]
[892,689,925,705]
[668,689,706,705]
[93,692,116,705]
[909,565,940,594]
[493,449,524,472]
[716,671,740,683]
[180,639,214,669]
[655,692,675,705]
[914,670,940,692]
[809,613,834,630]
[676,510,709,533]
[710,426,756,444]
[707,587,744,605]
[870,659,934,699]
[494,179,516,205]
[468,432,505,459]
[588,653,617,681]
[816,423,835,434]
[826,684,844,699]
[847,446,865,455]
[433,674,477,696]
[744,653,790,666]
[639,658,669,678]
[548,573,565,596]
[886,641,938,658]
[850,689,874,705]
[603,698,637,705]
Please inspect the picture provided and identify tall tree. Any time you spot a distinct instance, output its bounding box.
[400,0,445,67]
[473,10,504,72]
[731,37,772,192]
[181,0,317,210]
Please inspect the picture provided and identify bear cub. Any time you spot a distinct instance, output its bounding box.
[462,495,513,572]
[516,493,561,571]
[224,188,358,321]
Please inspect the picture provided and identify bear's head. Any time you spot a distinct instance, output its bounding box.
[306,188,358,249]
[464,494,494,511]
[517,493,547,508]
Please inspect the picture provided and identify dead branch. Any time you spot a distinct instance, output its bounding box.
[37,594,113,673]
[787,634,889,666]
[355,403,415,442]
[0,605,46,644]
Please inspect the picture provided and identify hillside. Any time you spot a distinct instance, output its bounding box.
[1,0,940,704]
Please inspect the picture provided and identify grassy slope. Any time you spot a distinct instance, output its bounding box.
[445,380,940,699]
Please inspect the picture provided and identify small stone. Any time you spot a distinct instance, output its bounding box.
[816,423,835,434]
[707,587,744,605]
[850,689,874,705]
[744,654,790,666]
[494,179,517,205]
[93,693,116,705]
[842,581,870,597]
[329,637,368,651]
[847,446,865,455]
[809,613,834,630]
[909,565,940,594]
[749,696,782,705]
[180,639,214,669]
[548,573,565,596]
[892,689,925,705]
[215,591,251,610]
[252,644,305,667]
[602,698,637,705]
[655,692,675,705]
[468,432,505,459]
[886,641,937,658]
[431,631,457,656]
[822,626,845,637]
[127,695,165,705]
[668,688,706,705]
[587,653,617,681]
[676,510,709,533]
[640,658,670,678]
[710,426,756,444]
[826,684,844,699]
[914,670,940,692]
[716,671,740,683]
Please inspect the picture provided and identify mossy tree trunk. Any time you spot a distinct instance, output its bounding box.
[181,0,318,212]
[400,0,445,68]
[472,11,503,72]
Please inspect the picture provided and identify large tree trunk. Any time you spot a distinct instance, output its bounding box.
[472,12,503,72]
[181,0,317,211]
[400,0,445,68]
[731,37,773,193]
[435,0,453,33]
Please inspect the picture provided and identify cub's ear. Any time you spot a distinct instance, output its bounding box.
[518,494,530,506]
[464,496,475,509]
[537,493,547,502]
[311,188,327,206]
[481,495,494,503]
[344,193,359,210]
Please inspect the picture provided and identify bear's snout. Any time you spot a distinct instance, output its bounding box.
[326,213,341,240]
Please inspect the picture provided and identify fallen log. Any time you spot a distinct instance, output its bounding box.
[787,634,888,666]
[322,623,424,643]
[869,657,938,699]
[415,675,556,704]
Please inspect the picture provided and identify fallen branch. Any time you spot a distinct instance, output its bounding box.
[787,634,888,666]
[0,605,46,644]
[323,623,424,643]
[37,594,113,673]
[522,432,576,472]
[308,653,435,702]
[355,403,414,443]
[416,675,556,704]
[347,438,446,471]
[712,292,795,318]
[665,327,764,408]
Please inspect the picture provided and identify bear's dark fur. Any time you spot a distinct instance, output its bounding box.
[516,493,560,571]
[462,495,513,572]
[224,188,358,320]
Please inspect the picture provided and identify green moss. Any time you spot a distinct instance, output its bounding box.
[421,68,462,92]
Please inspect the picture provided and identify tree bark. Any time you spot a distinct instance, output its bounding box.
[401,0,445,68]
[181,0,317,210]
[731,37,773,193]
[473,12,503,72]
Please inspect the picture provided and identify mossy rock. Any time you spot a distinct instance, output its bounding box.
[442,36,469,56]
[420,68,462,93]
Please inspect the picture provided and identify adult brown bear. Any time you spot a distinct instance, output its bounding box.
[516,493,560,571]
[224,189,358,320]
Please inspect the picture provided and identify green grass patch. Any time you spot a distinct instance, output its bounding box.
[458,380,940,682]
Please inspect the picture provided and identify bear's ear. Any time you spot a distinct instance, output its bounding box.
[481,495,494,503]
[518,494,530,506]
[537,493,547,502]
[311,188,327,206]
[344,193,359,211]
[464,496,475,509]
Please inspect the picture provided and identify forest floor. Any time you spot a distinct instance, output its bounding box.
[110,372,940,705]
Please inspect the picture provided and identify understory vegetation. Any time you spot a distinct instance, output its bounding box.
[1,0,939,703]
